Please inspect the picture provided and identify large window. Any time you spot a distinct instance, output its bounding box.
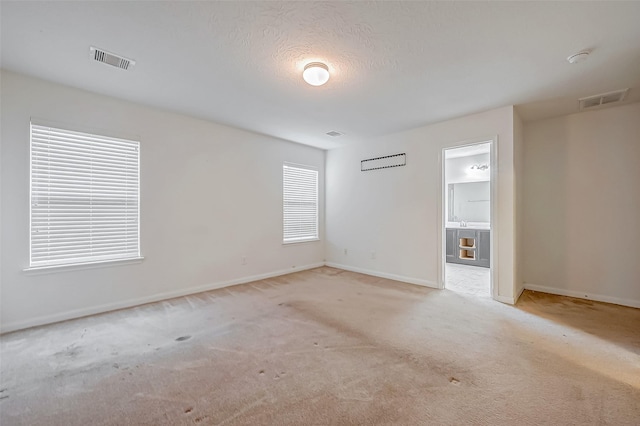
[283,163,318,243]
[29,123,140,268]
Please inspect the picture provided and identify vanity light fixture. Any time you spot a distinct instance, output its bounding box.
[303,62,330,86]
[470,164,489,171]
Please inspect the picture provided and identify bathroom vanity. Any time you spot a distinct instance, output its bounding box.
[445,226,490,268]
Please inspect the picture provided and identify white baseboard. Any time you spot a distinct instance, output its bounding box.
[494,295,515,304]
[500,285,526,305]
[0,262,325,334]
[325,262,439,289]
[524,283,640,309]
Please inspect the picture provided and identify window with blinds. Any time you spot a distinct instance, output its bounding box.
[283,163,319,243]
[30,123,140,268]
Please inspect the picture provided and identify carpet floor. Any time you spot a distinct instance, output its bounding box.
[1,267,639,425]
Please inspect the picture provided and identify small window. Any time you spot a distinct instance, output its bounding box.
[29,123,140,268]
[283,163,318,243]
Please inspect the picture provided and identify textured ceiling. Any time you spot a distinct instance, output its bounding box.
[2,1,640,149]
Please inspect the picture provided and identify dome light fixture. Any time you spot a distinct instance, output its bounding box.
[303,62,330,86]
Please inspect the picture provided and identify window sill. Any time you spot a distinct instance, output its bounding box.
[24,257,144,275]
[283,238,320,245]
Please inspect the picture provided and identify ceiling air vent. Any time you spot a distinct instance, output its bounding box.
[90,46,135,70]
[579,89,628,111]
[326,131,343,137]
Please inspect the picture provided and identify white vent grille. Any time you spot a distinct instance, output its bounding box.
[579,89,628,110]
[90,46,135,70]
[361,153,406,171]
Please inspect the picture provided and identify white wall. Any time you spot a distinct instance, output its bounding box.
[0,70,325,332]
[445,153,491,184]
[513,108,525,299]
[325,106,518,303]
[523,102,640,308]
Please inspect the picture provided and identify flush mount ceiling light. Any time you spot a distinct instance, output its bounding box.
[567,50,590,64]
[303,62,330,86]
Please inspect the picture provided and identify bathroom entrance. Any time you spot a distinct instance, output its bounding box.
[442,141,494,297]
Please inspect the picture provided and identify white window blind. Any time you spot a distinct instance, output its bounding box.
[283,163,318,243]
[30,123,140,268]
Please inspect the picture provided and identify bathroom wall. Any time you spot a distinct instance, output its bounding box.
[445,153,491,184]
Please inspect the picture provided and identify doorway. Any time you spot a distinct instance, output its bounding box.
[442,141,495,298]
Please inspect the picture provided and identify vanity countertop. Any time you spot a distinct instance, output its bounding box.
[446,222,491,230]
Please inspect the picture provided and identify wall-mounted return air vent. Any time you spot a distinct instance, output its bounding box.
[579,89,628,111]
[90,46,135,70]
[361,153,406,171]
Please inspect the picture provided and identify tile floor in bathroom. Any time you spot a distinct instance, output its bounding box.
[445,263,490,297]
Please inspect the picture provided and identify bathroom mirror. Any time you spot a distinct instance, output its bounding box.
[448,181,490,223]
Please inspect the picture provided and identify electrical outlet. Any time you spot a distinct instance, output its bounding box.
[344,248,348,255]
[241,256,247,265]
[371,251,376,259]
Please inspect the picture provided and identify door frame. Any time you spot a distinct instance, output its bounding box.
[438,136,498,300]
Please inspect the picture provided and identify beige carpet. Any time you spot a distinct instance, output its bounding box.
[1,267,639,425]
